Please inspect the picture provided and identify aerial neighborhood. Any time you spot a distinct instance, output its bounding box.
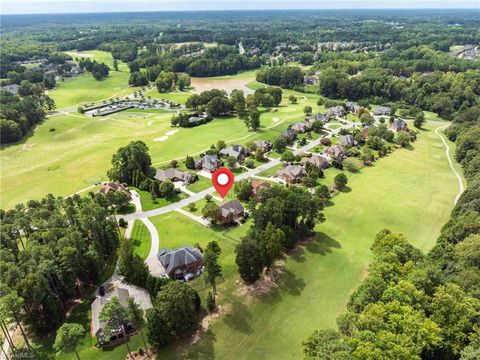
[0,7,478,360]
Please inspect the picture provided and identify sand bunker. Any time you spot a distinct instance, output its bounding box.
[166,130,179,136]
[65,52,95,58]
[154,136,168,142]
[272,117,280,122]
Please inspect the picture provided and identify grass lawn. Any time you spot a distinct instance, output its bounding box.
[182,197,220,214]
[186,176,212,193]
[152,122,462,360]
[129,220,152,260]
[256,163,284,177]
[134,188,187,211]
[1,93,312,209]
[50,51,139,110]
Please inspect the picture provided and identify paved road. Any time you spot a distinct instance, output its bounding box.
[119,123,346,222]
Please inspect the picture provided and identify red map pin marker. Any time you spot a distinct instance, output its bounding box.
[212,168,235,198]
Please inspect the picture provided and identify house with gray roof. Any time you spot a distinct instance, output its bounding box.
[390,119,409,132]
[373,106,392,116]
[324,144,346,161]
[291,122,312,134]
[306,113,329,123]
[154,168,197,184]
[339,134,358,147]
[219,199,245,224]
[219,144,247,161]
[346,102,360,113]
[91,284,152,347]
[276,165,306,184]
[0,84,20,95]
[302,154,329,170]
[325,106,346,118]
[281,128,297,142]
[195,155,221,173]
[254,140,273,152]
[157,246,204,279]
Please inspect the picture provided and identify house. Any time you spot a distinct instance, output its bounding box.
[390,119,409,132]
[306,113,329,124]
[254,140,273,152]
[195,155,221,173]
[325,106,346,118]
[373,106,392,116]
[219,144,247,161]
[304,75,319,86]
[157,246,204,279]
[345,102,360,113]
[324,144,346,161]
[219,199,245,224]
[98,182,131,197]
[281,128,297,142]
[302,154,329,170]
[251,180,271,198]
[154,168,197,184]
[276,165,306,184]
[291,122,312,134]
[338,134,358,147]
[91,284,152,347]
[0,84,20,95]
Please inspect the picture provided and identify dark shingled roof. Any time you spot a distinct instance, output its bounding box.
[157,246,203,275]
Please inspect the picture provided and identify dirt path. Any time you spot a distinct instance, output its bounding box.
[434,124,464,204]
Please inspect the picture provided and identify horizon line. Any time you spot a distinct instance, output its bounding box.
[2,7,479,16]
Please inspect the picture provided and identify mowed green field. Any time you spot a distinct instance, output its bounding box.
[48,50,139,109]
[145,123,461,360]
[0,89,321,209]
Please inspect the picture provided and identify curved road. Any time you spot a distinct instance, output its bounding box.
[434,125,464,204]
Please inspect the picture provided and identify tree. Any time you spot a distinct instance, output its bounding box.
[127,298,150,359]
[414,111,426,129]
[177,74,191,91]
[235,238,264,283]
[300,52,315,65]
[396,131,411,147]
[303,106,313,115]
[207,96,232,116]
[303,329,352,359]
[99,297,132,358]
[202,203,221,223]
[156,71,175,92]
[230,89,246,117]
[281,150,296,163]
[205,194,213,202]
[159,179,175,198]
[246,109,261,130]
[234,180,252,201]
[289,95,298,104]
[185,155,195,169]
[204,245,222,308]
[0,287,32,352]
[107,141,152,185]
[53,323,85,360]
[334,173,348,190]
[216,140,226,151]
[311,120,323,133]
[258,222,284,270]
[361,146,375,164]
[360,113,375,126]
[227,155,237,169]
[113,59,119,71]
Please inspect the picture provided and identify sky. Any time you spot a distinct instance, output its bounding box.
[1,0,478,14]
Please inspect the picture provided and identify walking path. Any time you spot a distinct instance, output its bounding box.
[434,125,465,204]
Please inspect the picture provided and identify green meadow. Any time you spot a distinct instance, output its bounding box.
[1,88,322,209]
[149,123,462,360]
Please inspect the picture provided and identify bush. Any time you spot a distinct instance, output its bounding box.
[343,158,361,172]
[245,159,255,168]
[49,128,56,132]
[118,218,127,228]
[187,203,196,212]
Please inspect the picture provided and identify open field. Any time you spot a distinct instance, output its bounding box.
[148,122,462,360]
[49,50,139,109]
[1,88,321,209]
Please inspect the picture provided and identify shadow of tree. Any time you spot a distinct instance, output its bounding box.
[183,329,217,360]
[222,300,252,334]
